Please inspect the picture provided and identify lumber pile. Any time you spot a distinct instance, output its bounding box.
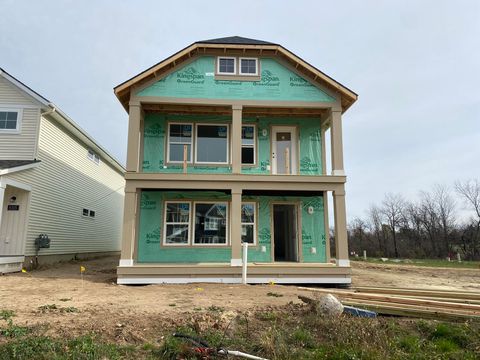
[298,286,480,321]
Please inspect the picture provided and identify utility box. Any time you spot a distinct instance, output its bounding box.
[35,234,50,250]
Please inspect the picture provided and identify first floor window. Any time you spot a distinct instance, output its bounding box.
[168,123,192,162]
[0,110,19,131]
[241,203,256,244]
[241,125,255,165]
[195,124,229,163]
[164,202,191,245]
[194,202,228,244]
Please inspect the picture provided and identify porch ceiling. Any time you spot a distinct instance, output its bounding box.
[142,103,327,118]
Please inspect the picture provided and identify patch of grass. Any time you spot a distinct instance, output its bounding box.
[267,292,283,297]
[0,310,15,321]
[59,298,72,302]
[168,303,176,307]
[206,305,224,312]
[1,305,480,359]
[63,306,79,313]
[38,304,58,312]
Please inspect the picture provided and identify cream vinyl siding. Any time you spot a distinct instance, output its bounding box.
[8,115,124,256]
[0,77,40,160]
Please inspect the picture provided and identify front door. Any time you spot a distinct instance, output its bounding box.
[0,186,29,257]
[273,204,298,262]
[272,126,297,174]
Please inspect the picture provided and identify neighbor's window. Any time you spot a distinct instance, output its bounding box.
[87,149,100,164]
[195,124,229,164]
[164,202,191,245]
[194,202,228,245]
[217,57,236,75]
[82,208,96,218]
[241,203,256,244]
[239,58,258,76]
[168,123,193,163]
[241,125,255,165]
[0,110,20,132]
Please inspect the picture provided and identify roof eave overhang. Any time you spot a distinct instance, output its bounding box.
[114,43,358,113]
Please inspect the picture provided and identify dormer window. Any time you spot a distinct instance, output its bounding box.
[239,58,258,76]
[217,57,236,75]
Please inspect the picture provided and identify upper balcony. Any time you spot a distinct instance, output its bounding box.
[125,102,345,184]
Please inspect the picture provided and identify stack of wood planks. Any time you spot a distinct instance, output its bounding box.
[298,286,480,321]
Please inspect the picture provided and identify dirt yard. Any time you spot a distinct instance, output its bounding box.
[1,256,479,344]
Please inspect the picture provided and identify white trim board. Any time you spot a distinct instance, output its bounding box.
[117,276,352,285]
[0,161,40,176]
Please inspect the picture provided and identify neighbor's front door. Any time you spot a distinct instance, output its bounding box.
[271,126,297,175]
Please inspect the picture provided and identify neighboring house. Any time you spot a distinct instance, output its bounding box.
[114,36,357,284]
[0,68,125,273]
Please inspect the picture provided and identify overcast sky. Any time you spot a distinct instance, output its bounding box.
[1,1,479,220]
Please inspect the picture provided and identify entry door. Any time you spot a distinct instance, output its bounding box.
[272,126,297,174]
[273,204,298,262]
[0,186,28,256]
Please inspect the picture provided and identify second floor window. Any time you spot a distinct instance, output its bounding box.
[195,124,229,164]
[87,149,100,164]
[168,123,193,163]
[217,57,236,74]
[241,125,255,165]
[0,109,21,132]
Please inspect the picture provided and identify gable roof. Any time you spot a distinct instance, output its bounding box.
[0,68,125,173]
[114,36,358,112]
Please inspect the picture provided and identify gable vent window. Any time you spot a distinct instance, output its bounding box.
[217,57,236,75]
[0,109,21,132]
[239,58,258,76]
[87,149,100,164]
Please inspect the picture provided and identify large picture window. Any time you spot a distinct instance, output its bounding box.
[194,202,228,245]
[241,202,256,244]
[168,123,193,163]
[241,125,256,165]
[164,202,191,245]
[195,124,229,164]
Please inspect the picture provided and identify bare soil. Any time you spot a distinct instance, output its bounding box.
[0,256,479,344]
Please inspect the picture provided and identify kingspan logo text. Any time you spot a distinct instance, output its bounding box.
[177,67,205,84]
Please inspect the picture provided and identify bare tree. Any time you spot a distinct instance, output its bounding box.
[381,193,405,258]
[433,184,456,256]
[455,180,480,259]
[368,205,386,256]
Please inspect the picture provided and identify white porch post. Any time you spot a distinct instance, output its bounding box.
[0,182,5,230]
[230,187,243,266]
[333,186,350,267]
[119,189,137,266]
[330,110,345,176]
[231,105,243,174]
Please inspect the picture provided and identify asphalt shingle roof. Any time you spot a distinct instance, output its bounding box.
[0,159,40,170]
[197,36,277,46]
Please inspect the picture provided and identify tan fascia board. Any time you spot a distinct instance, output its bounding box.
[46,106,125,174]
[114,43,357,112]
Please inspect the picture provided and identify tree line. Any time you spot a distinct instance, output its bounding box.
[345,180,480,260]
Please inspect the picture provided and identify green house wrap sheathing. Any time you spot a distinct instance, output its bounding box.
[137,191,326,263]
[142,114,323,175]
[137,56,335,102]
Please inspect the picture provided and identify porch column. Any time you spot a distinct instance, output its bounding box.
[126,103,143,172]
[330,110,345,176]
[333,187,349,267]
[230,187,243,266]
[119,188,137,266]
[231,105,243,174]
[0,184,5,229]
